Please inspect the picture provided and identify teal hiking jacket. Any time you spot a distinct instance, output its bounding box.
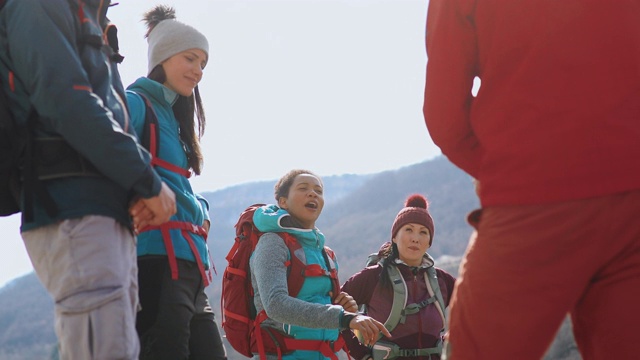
[126,77,210,268]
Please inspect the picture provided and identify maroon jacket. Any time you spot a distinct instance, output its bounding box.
[341,261,456,360]
[424,0,640,206]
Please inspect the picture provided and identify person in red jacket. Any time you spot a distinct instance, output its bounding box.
[341,194,456,360]
[423,1,640,360]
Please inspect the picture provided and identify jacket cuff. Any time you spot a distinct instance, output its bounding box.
[130,166,162,199]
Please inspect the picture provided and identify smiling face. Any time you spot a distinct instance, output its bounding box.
[277,173,324,229]
[392,223,431,266]
[161,48,207,97]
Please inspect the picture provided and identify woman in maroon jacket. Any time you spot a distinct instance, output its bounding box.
[341,194,456,360]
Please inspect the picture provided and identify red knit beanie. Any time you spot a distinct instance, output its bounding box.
[391,194,435,245]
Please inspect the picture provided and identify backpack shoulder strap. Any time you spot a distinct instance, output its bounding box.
[135,92,160,157]
[134,92,191,178]
[381,263,408,334]
[280,233,305,297]
[425,266,447,333]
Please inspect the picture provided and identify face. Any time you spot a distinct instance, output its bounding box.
[162,48,207,97]
[277,174,324,229]
[392,223,431,267]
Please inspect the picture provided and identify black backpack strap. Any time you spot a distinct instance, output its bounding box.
[137,93,160,157]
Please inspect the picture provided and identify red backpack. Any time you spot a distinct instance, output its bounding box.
[221,204,348,359]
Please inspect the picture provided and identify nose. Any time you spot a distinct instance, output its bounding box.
[193,65,203,81]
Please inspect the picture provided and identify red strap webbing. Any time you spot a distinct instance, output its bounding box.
[141,221,211,285]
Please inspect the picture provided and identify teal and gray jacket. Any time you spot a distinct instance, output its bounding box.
[126,77,210,268]
[0,0,162,231]
[250,204,345,360]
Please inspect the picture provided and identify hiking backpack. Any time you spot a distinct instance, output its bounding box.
[221,204,347,359]
[0,0,26,217]
[0,72,23,216]
[363,252,447,359]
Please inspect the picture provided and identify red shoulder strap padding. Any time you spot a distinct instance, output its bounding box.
[138,93,192,178]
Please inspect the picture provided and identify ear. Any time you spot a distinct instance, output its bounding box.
[392,237,397,245]
[277,196,288,209]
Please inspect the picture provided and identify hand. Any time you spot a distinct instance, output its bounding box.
[129,198,151,233]
[202,219,210,234]
[130,182,176,229]
[349,314,391,347]
[333,291,358,313]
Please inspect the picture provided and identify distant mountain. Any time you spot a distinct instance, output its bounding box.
[0,156,580,359]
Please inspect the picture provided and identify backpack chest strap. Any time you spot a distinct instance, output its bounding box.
[372,339,443,360]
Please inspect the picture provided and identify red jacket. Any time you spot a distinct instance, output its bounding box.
[424,0,640,206]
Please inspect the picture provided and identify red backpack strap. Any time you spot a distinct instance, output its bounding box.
[137,92,191,178]
[323,246,341,299]
[140,221,210,286]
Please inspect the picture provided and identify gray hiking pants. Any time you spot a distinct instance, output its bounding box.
[22,215,139,360]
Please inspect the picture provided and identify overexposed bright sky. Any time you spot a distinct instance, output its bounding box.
[0,0,442,288]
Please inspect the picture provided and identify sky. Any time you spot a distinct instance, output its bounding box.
[0,0,443,288]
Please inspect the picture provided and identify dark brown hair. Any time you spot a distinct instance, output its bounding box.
[148,65,206,175]
[376,242,399,289]
[274,169,322,202]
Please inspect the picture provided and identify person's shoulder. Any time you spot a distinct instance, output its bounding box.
[350,263,384,280]
[435,266,454,277]
[257,232,291,249]
[435,267,456,286]
[4,0,64,20]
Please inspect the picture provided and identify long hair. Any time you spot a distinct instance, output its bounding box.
[377,241,399,290]
[148,65,205,175]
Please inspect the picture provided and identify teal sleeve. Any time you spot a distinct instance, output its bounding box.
[196,194,210,222]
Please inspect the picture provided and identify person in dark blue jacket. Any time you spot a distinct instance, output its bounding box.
[125,5,226,360]
[0,0,176,359]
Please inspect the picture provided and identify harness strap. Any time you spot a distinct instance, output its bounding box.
[141,221,211,286]
[254,311,269,360]
[281,337,344,360]
[151,156,191,178]
[372,339,443,360]
[253,310,348,360]
[382,265,408,333]
[303,263,334,277]
[425,267,447,334]
[137,93,192,178]
[401,295,437,323]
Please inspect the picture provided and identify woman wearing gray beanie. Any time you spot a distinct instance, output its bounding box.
[125,5,226,360]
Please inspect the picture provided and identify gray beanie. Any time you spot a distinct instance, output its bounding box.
[145,6,209,75]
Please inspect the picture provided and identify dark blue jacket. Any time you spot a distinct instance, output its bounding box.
[0,0,162,230]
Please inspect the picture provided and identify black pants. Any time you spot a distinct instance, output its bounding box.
[137,256,227,360]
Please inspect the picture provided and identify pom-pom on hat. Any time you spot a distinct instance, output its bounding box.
[391,194,435,245]
[144,5,209,75]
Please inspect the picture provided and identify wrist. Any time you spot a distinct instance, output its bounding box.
[340,312,357,329]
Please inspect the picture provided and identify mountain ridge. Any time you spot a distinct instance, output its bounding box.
[0,156,580,359]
